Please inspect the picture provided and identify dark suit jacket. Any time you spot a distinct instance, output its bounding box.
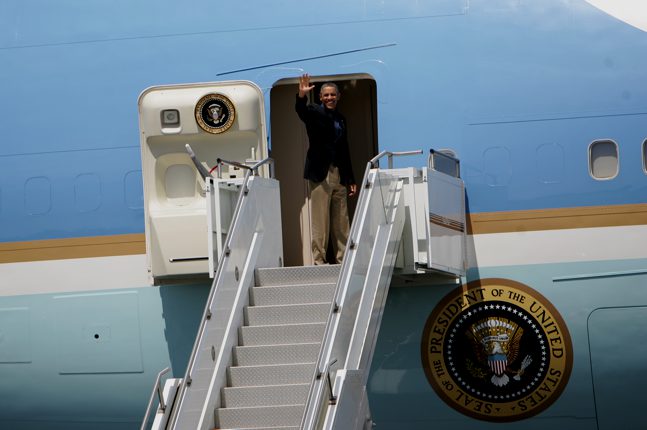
[295,95,356,186]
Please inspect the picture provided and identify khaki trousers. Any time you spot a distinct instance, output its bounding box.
[308,166,350,265]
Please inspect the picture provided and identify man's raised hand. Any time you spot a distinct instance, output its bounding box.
[299,73,315,98]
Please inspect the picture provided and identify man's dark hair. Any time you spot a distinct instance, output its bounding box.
[320,82,339,95]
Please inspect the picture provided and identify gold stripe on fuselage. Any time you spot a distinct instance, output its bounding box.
[468,203,647,234]
[0,233,145,264]
[0,204,645,264]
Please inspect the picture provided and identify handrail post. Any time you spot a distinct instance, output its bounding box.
[250,157,275,178]
[316,358,338,404]
[157,382,166,412]
[140,367,171,430]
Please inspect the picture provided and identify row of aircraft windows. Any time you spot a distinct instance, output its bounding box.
[4,141,646,216]
[590,139,647,180]
[17,171,143,215]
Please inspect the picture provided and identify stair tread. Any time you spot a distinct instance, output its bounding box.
[228,362,316,387]
[234,342,321,350]
[250,283,336,306]
[222,383,311,409]
[221,428,299,430]
[224,382,310,388]
[215,404,304,429]
[254,265,341,287]
[245,302,331,326]
[218,403,305,409]
[239,322,325,346]
[219,427,298,430]
[233,343,320,366]
[247,301,332,309]
[252,282,336,289]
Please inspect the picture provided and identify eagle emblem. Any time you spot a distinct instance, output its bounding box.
[194,93,235,134]
[466,317,532,387]
[421,279,573,422]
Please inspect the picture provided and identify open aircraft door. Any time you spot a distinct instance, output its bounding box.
[426,149,466,276]
[138,81,269,283]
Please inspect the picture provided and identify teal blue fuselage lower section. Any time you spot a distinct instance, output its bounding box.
[0,258,646,429]
[0,283,211,430]
[369,258,647,430]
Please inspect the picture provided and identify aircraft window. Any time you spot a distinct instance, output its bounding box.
[589,140,618,180]
[124,170,144,210]
[25,176,52,215]
[74,173,101,212]
[483,146,512,186]
[536,143,564,184]
[643,139,647,174]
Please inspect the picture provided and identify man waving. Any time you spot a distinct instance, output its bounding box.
[295,73,357,265]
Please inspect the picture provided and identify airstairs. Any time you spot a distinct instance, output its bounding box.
[138,81,466,430]
[141,148,466,430]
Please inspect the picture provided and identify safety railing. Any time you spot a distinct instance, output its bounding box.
[153,152,282,430]
[372,150,424,170]
[186,143,275,182]
[300,149,421,430]
[140,367,170,430]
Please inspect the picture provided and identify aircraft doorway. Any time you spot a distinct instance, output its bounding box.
[270,75,378,267]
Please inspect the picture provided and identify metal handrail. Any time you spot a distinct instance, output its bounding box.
[216,157,253,173]
[183,165,253,375]
[164,156,274,429]
[301,148,421,430]
[319,358,339,404]
[362,150,424,240]
[370,149,423,169]
[185,144,212,180]
[140,367,170,430]
[300,158,377,430]
[184,144,274,181]
[250,157,275,178]
[341,149,421,303]
[217,157,275,180]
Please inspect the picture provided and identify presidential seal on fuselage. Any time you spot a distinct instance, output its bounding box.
[195,93,235,134]
[421,278,572,422]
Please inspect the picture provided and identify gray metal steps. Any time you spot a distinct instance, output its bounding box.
[254,264,341,287]
[244,302,331,325]
[233,343,320,366]
[222,384,310,407]
[216,404,305,429]
[250,282,336,306]
[239,322,326,346]
[226,428,299,430]
[227,362,316,387]
[215,265,340,430]
[227,427,299,430]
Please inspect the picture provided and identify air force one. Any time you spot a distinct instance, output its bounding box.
[1,1,646,429]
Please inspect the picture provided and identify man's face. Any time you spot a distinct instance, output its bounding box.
[319,86,339,110]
